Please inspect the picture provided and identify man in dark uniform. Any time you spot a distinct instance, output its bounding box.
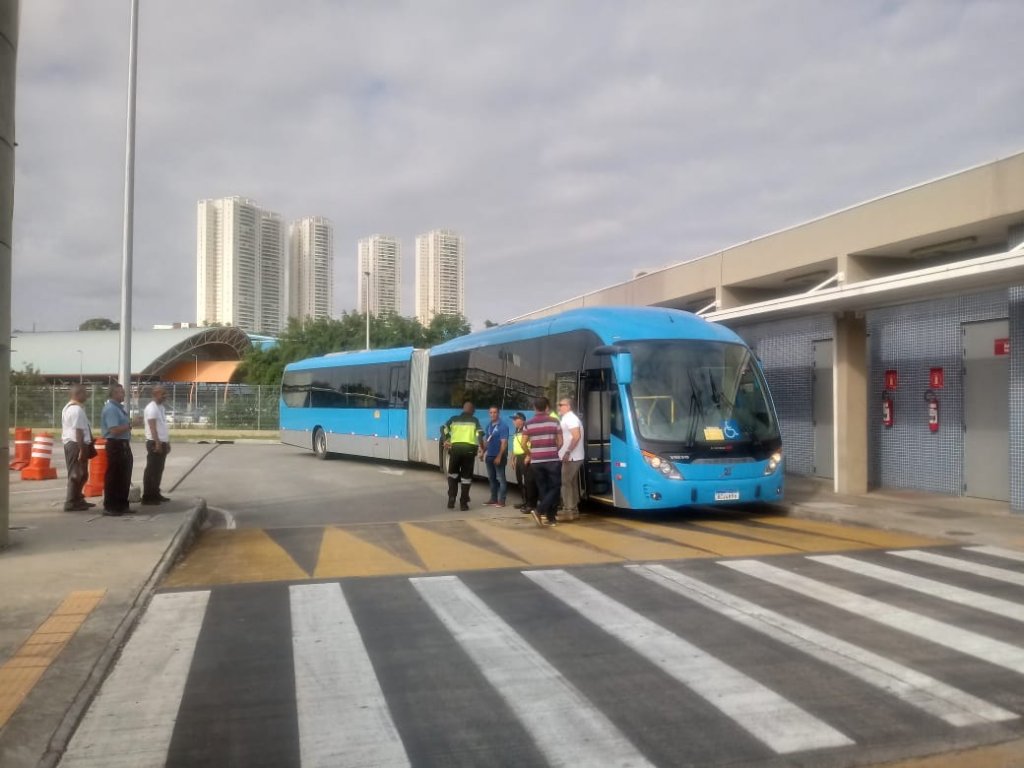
[441,400,483,510]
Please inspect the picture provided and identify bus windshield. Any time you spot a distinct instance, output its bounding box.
[626,340,779,446]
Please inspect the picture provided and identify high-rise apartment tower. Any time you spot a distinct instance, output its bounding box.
[196,196,285,334]
[357,235,401,316]
[415,229,464,325]
[289,217,334,322]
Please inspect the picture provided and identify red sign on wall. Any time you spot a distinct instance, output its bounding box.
[929,367,944,389]
[995,338,1010,356]
[884,370,898,390]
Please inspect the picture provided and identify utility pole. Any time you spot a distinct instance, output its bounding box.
[0,1,19,550]
[364,270,371,350]
[118,0,139,397]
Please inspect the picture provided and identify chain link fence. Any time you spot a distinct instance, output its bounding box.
[8,384,282,431]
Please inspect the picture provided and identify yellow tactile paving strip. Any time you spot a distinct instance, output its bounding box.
[163,513,950,588]
[0,590,105,728]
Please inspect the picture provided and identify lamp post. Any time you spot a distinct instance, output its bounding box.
[363,270,371,351]
[191,354,199,408]
[76,349,83,383]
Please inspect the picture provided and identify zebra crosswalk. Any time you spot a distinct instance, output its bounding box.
[59,546,1024,767]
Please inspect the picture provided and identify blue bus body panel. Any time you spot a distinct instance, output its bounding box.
[284,346,415,372]
[429,307,743,354]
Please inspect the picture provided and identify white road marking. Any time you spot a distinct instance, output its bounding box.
[966,546,1024,564]
[378,467,406,476]
[630,563,1014,726]
[290,582,410,768]
[811,554,1024,624]
[412,574,654,767]
[889,549,1024,587]
[524,569,852,754]
[723,560,1024,676]
[58,591,210,768]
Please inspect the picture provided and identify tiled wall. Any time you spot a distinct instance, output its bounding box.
[866,291,1007,496]
[728,290,1021,511]
[730,315,834,477]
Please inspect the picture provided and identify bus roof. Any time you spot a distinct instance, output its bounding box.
[430,306,742,355]
[284,346,416,372]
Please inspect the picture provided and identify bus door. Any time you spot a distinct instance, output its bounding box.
[388,365,410,461]
[579,366,614,504]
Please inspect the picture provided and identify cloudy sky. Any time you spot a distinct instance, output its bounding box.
[13,0,1024,332]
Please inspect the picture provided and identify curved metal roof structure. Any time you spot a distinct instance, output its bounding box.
[10,326,255,382]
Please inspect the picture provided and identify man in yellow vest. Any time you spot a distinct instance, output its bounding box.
[510,411,536,512]
[441,400,484,510]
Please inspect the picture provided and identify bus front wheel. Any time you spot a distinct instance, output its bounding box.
[313,428,329,460]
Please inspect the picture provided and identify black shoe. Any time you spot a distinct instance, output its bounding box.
[158,495,172,502]
[102,509,125,517]
[447,499,455,509]
[141,498,161,506]
[459,503,469,511]
[64,502,91,512]
[81,501,96,508]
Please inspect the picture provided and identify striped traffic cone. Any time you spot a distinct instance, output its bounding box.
[21,433,59,480]
[9,427,33,470]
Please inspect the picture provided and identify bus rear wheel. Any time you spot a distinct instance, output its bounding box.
[313,428,329,460]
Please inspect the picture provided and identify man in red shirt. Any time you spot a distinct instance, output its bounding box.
[523,396,562,527]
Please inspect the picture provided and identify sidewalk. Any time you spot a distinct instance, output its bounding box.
[0,443,213,768]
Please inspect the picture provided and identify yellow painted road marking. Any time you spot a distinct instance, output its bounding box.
[162,529,308,587]
[401,522,523,572]
[468,520,623,567]
[314,526,423,578]
[0,590,105,728]
[615,518,798,557]
[554,523,708,561]
[697,520,873,552]
[755,516,948,549]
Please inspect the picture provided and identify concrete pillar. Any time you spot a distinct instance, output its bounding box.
[833,312,868,494]
[0,1,18,550]
[1009,223,1024,250]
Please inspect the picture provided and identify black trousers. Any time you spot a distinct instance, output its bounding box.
[64,441,88,506]
[532,461,562,522]
[447,449,476,503]
[143,440,170,500]
[104,439,133,511]
[514,458,537,508]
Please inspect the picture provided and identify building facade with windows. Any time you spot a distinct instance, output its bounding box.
[415,229,464,325]
[289,216,334,322]
[197,196,285,335]
[357,234,401,316]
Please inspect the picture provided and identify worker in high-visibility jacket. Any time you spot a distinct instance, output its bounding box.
[441,400,484,510]
[510,411,536,512]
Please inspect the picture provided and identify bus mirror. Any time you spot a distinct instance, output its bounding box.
[594,345,632,385]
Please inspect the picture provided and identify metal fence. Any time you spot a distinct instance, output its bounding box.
[8,384,282,432]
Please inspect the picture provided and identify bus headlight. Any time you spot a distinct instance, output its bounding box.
[764,451,783,475]
[642,450,683,480]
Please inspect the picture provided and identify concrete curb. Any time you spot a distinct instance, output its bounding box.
[37,499,210,768]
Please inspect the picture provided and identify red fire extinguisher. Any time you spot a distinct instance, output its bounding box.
[882,392,894,428]
[925,389,939,433]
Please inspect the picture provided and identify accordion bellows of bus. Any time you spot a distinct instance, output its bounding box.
[280,306,784,511]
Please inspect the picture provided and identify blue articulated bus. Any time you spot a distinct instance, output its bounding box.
[280,307,784,510]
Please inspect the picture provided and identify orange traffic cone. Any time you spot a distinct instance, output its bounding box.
[21,433,59,480]
[9,427,33,470]
[83,438,107,498]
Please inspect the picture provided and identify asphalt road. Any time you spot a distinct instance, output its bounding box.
[56,443,1024,767]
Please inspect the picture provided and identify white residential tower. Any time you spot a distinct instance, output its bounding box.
[415,229,465,325]
[357,235,401,316]
[289,217,334,322]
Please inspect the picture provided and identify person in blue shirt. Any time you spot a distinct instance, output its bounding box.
[481,406,510,507]
[100,383,133,516]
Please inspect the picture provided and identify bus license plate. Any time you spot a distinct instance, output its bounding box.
[715,491,740,501]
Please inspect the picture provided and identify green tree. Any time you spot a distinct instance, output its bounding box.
[10,363,44,386]
[79,317,119,331]
[424,313,471,345]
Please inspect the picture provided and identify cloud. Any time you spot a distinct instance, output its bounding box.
[13,0,1024,331]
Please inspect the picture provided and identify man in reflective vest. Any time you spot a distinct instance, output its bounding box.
[441,400,484,510]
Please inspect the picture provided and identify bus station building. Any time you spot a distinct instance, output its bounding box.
[513,151,1024,511]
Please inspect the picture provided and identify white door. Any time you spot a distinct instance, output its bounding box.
[963,320,1009,502]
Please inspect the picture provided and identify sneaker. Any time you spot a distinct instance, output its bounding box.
[544,518,558,527]
[446,499,455,509]
[140,499,161,506]
[530,510,543,527]
[521,507,533,515]
[483,500,499,507]
[158,495,172,503]
[64,502,91,512]
[459,503,470,511]
[495,502,506,508]
[102,509,125,517]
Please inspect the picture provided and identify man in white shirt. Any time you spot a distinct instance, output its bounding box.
[142,385,171,505]
[62,383,95,512]
[557,397,585,521]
